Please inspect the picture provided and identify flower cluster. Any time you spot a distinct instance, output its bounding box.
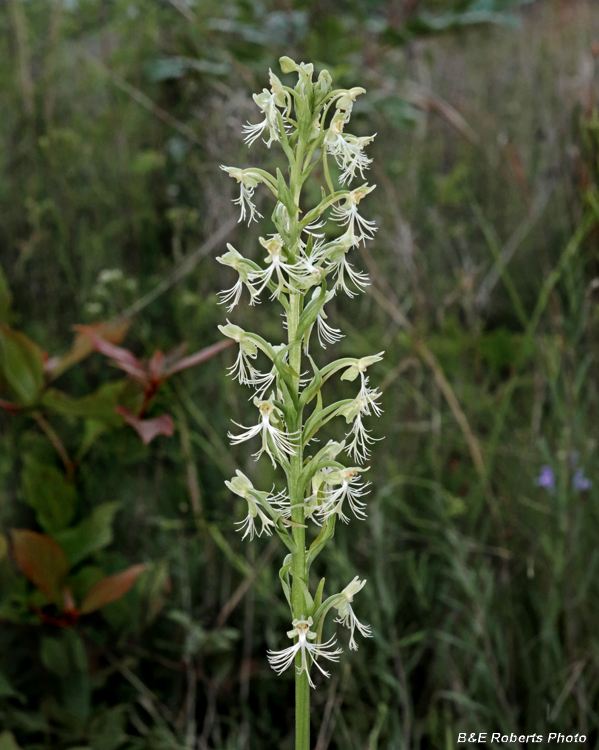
[536,458,592,494]
[217,58,381,693]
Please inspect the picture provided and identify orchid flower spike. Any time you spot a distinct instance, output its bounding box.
[267,617,342,688]
[334,577,372,650]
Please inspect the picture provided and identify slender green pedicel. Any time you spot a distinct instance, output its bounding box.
[218,58,382,750]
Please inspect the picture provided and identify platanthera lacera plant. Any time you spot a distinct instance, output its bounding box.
[217,57,383,749]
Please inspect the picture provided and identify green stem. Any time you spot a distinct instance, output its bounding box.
[288,291,310,750]
[289,131,311,750]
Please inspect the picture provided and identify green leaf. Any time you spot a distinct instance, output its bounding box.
[90,705,127,750]
[0,672,25,702]
[10,529,69,605]
[41,381,126,425]
[69,565,105,603]
[77,419,110,460]
[313,577,325,611]
[53,502,120,567]
[299,579,314,615]
[41,636,70,678]
[65,629,88,672]
[278,555,292,610]
[306,515,336,569]
[0,264,12,323]
[22,459,76,533]
[61,632,91,720]
[276,168,295,215]
[0,325,44,405]
[0,731,22,750]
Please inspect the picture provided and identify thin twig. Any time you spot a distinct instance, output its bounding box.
[365,280,486,481]
[215,538,279,628]
[8,0,35,117]
[165,0,197,22]
[402,81,479,144]
[84,54,204,147]
[106,651,176,725]
[474,186,552,311]
[548,659,587,723]
[314,674,339,750]
[114,216,238,323]
[32,411,74,478]
[176,405,203,519]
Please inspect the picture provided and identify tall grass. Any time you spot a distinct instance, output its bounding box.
[2,0,599,747]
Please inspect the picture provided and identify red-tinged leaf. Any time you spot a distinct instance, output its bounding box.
[79,564,145,614]
[0,399,21,414]
[161,342,188,374]
[62,587,77,614]
[46,319,131,379]
[73,326,147,382]
[147,350,165,384]
[10,530,69,605]
[165,338,232,376]
[116,407,174,444]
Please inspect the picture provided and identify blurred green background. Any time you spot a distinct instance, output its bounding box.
[2,0,599,747]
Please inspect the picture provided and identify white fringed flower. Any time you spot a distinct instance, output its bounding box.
[218,321,266,387]
[341,353,384,417]
[249,235,308,299]
[324,118,375,185]
[334,577,372,651]
[322,232,370,298]
[242,71,289,148]
[338,385,383,465]
[317,467,371,523]
[221,166,264,224]
[250,343,288,400]
[228,394,298,467]
[302,289,343,355]
[267,617,342,688]
[225,470,280,540]
[331,184,377,245]
[216,244,260,311]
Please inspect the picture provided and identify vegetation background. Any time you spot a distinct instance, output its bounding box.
[1,0,599,747]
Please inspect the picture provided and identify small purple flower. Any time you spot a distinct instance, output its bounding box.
[572,469,592,492]
[536,465,555,491]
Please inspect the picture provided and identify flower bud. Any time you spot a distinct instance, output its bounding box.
[314,69,333,102]
[225,470,254,498]
[341,352,384,382]
[279,56,296,74]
